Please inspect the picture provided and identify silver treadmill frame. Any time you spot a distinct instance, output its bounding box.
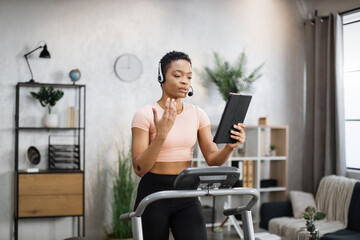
[120,187,259,240]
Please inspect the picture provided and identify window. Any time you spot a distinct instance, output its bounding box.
[343,12,360,169]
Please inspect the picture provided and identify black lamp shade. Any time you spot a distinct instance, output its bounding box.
[39,44,51,58]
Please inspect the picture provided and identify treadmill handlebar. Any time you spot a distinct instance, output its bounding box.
[120,187,259,222]
[133,189,209,218]
[222,188,259,216]
[119,212,132,222]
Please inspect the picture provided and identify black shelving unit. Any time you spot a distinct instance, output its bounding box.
[14,82,86,240]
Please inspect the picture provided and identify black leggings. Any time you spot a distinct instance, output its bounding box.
[134,172,207,240]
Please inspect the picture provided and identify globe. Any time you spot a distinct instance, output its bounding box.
[69,69,81,83]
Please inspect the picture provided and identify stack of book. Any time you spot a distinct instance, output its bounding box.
[231,160,254,188]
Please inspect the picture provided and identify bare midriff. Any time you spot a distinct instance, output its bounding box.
[150,161,192,175]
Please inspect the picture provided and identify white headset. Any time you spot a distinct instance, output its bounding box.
[157,61,194,96]
[158,62,165,83]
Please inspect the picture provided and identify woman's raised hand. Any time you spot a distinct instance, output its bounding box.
[152,98,177,140]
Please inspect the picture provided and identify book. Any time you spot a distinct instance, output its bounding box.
[67,106,78,128]
[67,107,73,127]
[213,93,252,144]
[243,160,248,187]
[247,161,254,188]
[242,160,254,188]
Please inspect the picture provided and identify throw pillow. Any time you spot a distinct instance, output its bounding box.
[289,190,316,218]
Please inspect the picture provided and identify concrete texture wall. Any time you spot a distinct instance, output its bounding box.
[0,0,310,239]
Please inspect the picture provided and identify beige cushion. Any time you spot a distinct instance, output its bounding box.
[289,191,316,218]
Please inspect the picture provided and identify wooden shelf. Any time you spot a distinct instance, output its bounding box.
[17,169,84,174]
[14,82,86,239]
[230,157,260,161]
[194,125,288,229]
[17,82,85,88]
[17,127,84,131]
[260,156,287,161]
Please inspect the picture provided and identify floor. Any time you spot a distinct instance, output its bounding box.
[168,227,267,240]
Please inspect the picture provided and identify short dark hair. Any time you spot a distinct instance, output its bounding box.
[159,51,192,79]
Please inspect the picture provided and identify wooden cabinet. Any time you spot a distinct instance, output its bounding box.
[18,172,83,217]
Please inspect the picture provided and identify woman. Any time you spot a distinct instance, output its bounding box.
[131,51,246,240]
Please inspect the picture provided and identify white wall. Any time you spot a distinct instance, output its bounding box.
[0,0,306,239]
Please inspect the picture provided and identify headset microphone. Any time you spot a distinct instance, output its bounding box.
[188,86,194,97]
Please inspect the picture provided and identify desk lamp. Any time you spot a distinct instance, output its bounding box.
[24,42,51,83]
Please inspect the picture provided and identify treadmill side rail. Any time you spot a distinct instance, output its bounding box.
[121,187,259,240]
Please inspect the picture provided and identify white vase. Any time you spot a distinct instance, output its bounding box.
[43,113,58,128]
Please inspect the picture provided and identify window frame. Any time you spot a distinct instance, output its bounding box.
[342,12,360,172]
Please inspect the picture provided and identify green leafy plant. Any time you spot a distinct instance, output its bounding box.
[302,206,326,240]
[108,148,136,239]
[205,51,264,101]
[30,87,64,114]
[270,145,276,151]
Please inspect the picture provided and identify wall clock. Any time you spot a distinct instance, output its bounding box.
[114,54,142,82]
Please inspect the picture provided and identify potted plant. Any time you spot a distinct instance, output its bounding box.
[205,51,264,101]
[211,216,230,240]
[213,226,223,240]
[30,86,64,127]
[270,145,276,156]
[299,206,326,240]
[107,148,136,240]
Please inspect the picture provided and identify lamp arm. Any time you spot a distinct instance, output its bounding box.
[23,46,44,82]
[24,55,34,81]
[23,46,43,58]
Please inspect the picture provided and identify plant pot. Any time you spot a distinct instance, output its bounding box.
[270,149,277,156]
[43,113,58,128]
[297,227,319,240]
[212,231,223,240]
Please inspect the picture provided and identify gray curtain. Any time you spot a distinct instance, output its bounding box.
[303,13,346,194]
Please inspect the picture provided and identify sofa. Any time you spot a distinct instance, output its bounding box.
[260,175,360,240]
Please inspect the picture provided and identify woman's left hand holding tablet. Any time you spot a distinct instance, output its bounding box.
[227,123,246,149]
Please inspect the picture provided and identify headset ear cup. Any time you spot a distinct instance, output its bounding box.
[158,62,164,83]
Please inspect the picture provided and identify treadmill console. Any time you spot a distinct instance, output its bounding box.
[174,166,240,190]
